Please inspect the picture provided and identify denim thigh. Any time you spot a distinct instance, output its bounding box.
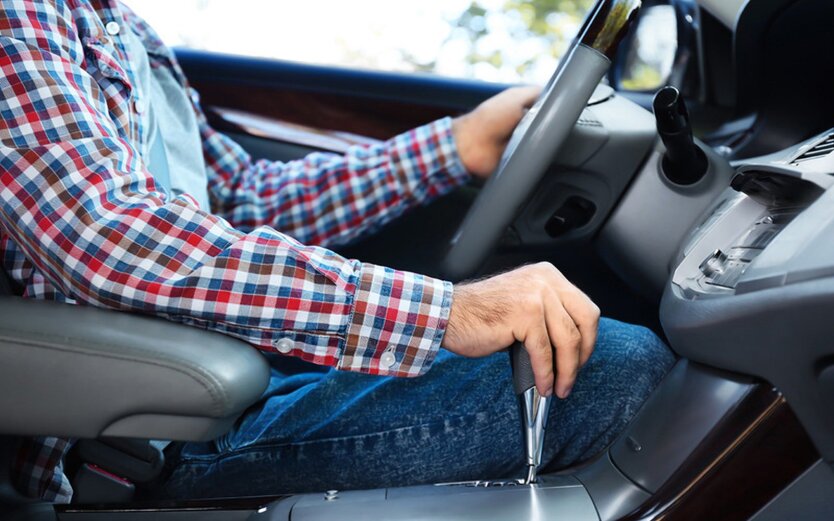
[164,317,674,498]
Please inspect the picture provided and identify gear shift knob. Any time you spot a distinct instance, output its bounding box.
[509,342,552,484]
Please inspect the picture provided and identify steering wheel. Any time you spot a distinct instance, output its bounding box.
[441,0,642,281]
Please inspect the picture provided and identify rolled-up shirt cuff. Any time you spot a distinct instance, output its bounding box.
[338,261,452,377]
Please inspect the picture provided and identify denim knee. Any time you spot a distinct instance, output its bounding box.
[542,319,675,468]
[627,323,674,384]
[595,318,676,410]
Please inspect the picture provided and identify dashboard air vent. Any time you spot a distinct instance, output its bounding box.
[792,134,834,165]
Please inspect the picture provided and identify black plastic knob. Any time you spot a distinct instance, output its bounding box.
[653,86,708,185]
[509,342,537,395]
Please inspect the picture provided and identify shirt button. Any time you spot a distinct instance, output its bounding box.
[380,350,397,370]
[134,98,147,115]
[274,337,294,354]
[105,21,121,36]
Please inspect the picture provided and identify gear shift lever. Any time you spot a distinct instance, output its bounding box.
[509,342,552,484]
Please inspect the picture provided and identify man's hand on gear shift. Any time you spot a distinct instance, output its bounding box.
[442,263,601,400]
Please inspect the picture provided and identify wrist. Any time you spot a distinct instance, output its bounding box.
[451,114,477,176]
[443,283,476,356]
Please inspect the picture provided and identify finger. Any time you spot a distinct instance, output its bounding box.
[543,296,582,399]
[515,85,542,108]
[560,289,600,367]
[500,86,540,118]
[522,320,555,397]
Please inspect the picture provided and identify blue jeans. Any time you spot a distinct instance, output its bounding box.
[164,318,674,498]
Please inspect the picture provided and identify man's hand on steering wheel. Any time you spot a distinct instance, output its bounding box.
[452,86,542,179]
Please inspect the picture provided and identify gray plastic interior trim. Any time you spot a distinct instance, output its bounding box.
[513,90,656,248]
[443,43,611,280]
[597,140,736,300]
[254,476,598,521]
[575,452,649,521]
[0,297,270,441]
[668,189,762,296]
[733,183,834,293]
[662,273,834,459]
[609,360,755,493]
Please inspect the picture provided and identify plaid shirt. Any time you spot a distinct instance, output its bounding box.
[0,0,469,502]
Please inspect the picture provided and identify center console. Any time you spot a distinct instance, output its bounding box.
[662,128,834,463]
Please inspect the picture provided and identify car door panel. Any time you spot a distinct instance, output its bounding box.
[176,48,506,144]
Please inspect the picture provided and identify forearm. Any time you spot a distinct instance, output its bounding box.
[204,116,470,247]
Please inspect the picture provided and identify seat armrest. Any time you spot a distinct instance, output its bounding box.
[0,298,270,441]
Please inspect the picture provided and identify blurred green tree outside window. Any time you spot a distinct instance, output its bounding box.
[421,0,597,82]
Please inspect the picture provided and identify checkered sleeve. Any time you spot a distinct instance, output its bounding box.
[197,92,471,247]
[12,437,74,503]
[0,3,458,379]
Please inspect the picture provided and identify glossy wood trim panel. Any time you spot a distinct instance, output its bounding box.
[206,107,382,153]
[622,386,819,521]
[195,83,459,141]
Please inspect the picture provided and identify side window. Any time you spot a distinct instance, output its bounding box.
[126,0,596,84]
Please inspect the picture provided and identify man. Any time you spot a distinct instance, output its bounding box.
[0,0,674,502]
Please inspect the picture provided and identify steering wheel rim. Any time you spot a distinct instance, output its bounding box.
[441,0,642,281]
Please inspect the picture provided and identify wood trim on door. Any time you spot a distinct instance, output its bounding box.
[206,107,383,154]
[196,83,458,141]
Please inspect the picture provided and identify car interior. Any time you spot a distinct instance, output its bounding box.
[3,0,834,519]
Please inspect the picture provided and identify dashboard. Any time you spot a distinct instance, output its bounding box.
[659,128,834,466]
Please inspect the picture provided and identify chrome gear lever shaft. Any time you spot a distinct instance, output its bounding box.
[509,342,552,485]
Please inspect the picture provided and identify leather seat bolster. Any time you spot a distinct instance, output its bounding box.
[0,298,270,441]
